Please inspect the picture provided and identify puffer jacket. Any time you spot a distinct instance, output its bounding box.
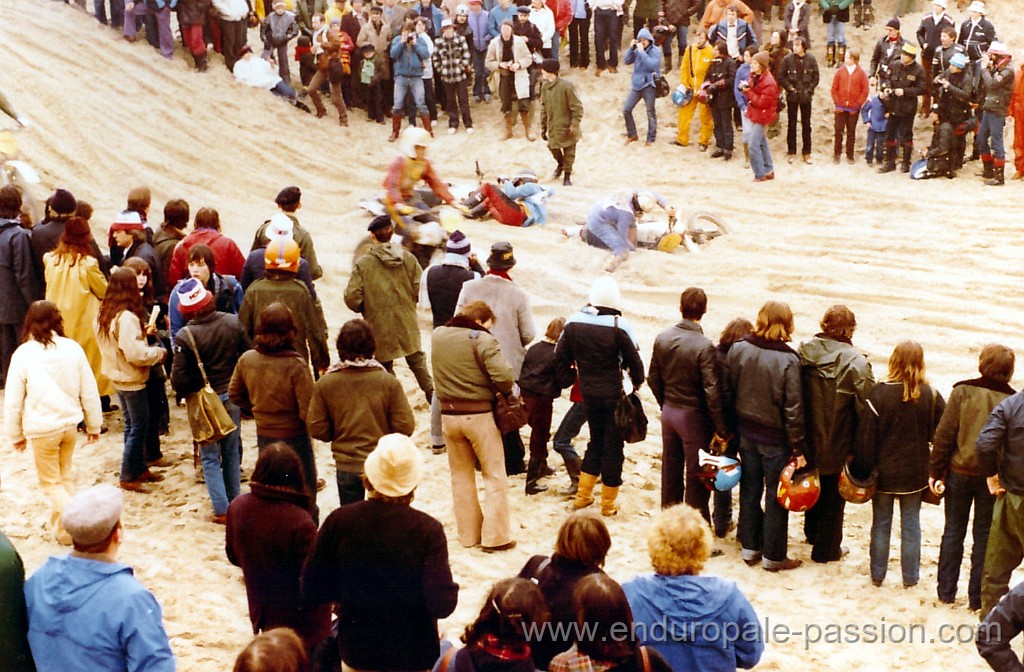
[344,242,422,363]
[778,51,819,105]
[931,377,1014,479]
[858,382,944,494]
[660,0,698,26]
[624,28,662,91]
[554,306,644,403]
[170,311,250,396]
[724,335,805,455]
[980,62,1015,115]
[648,319,727,436]
[97,310,165,392]
[743,69,778,125]
[431,318,515,402]
[798,335,874,475]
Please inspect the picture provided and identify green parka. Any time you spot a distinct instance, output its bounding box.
[541,75,584,150]
[344,242,422,363]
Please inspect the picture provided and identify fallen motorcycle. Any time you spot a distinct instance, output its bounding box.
[561,210,731,254]
[0,127,43,224]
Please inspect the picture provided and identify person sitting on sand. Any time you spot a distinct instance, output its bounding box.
[477,170,551,227]
[582,190,675,272]
[234,45,311,112]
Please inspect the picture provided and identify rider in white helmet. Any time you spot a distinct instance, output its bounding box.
[583,190,676,272]
[383,126,457,234]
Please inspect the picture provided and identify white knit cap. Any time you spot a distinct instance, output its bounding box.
[364,434,424,497]
[589,276,622,311]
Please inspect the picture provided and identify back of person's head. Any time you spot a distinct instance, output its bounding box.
[75,200,94,222]
[164,199,190,230]
[753,301,794,342]
[554,510,611,567]
[718,317,754,349]
[275,186,302,213]
[456,301,496,326]
[679,287,707,321]
[255,303,298,354]
[126,186,151,215]
[819,304,856,340]
[979,344,1015,384]
[0,185,23,219]
[463,578,549,648]
[233,628,308,672]
[194,207,221,231]
[887,340,926,402]
[21,300,64,347]
[187,243,217,273]
[251,443,308,496]
[573,574,637,661]
[544,316,566,342]
[647,503,712,576]
[336,318,376,361]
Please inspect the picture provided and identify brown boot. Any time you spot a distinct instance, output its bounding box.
[521,111,535,141]
[420,113,434,138]
[503,112,515,140]
[388,113,402,142]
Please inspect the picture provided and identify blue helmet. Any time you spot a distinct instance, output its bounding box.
[671,85,693,107]
[698,449,741,491]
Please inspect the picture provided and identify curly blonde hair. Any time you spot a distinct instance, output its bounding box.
[647,504,712,576]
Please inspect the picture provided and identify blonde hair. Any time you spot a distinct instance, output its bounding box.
[753,301,794,342]
[887,341,926,401]
[646,504,712,576]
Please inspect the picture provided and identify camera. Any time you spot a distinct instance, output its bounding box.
[738,80,750,91]
[407,35,416,44]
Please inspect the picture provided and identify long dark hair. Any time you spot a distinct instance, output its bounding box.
[97,267,146,337]
[574,574,637,662]
[51,216,96,264]
[463,578,549,648]
[252,443,309,497]
[21,301,65,347]
[122,257,155,308]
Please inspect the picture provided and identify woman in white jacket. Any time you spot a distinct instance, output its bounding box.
[4,301,102,545]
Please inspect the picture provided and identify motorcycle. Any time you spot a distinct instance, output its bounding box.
[561,210,731,254]
[0,127,43,224]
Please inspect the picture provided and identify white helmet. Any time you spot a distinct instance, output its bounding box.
[400,127,432,158]
[635,191,657,212]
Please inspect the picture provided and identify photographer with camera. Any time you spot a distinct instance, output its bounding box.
[877,42,923,174]
[389,19,433,140]
[976,43,1014,186]
[623,27,663,146]
[925,52,973,178]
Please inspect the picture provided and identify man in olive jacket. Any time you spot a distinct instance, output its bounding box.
[798,305,873,564]
[539,58,584,186]
[345,215,433,400]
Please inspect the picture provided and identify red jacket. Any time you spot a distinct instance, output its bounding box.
[382,155,455,207]
[547,0,572,33]
[167,228,246,286]
[743,70,778,126]
[831,64,870,113]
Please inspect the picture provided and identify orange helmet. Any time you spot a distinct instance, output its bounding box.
[776,460,820,512]
[838,463,877,504]
[264,237,301,273]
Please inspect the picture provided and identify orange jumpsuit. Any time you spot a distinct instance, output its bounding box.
[1010,65,1024,178]
[676,42,715,146]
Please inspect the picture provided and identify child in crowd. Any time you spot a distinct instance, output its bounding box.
[861,82,887,166]
[519,317,567,495]
[296,35,316,87]
[361,44,385,124]
[262,0,300,82]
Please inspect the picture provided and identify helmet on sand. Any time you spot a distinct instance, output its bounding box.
[909,158,930,180]
[265,237,301,273]
[838,462,877,504]
[698,449,742,491]
[777,460,820,512]
[656,231,683,252]
[671,85,693,107]
[400,127,432,158]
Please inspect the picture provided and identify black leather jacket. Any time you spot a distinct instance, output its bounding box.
[977,390,1024,497]
[980,62,1014,115]
[648,319,728,436]
[724,335,805,455]
[171,311,251,396]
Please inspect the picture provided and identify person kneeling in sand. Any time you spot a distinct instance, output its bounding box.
[477,171,551,227]
[582,190,675,272]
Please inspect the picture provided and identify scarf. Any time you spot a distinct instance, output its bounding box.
[325,358,385,374]
[479,634,532,661]
[486,269,513,281]
[445,315,490,332]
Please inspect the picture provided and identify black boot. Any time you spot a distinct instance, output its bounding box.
[552,162,563,179]
[878,145,897,173]
[986,164,1005,186]
[900,145,913,173]
[980,159,994,179]
[563,171,572,186]
[560,454,582,496]
[525,459,549,495]
[195,53,208,72]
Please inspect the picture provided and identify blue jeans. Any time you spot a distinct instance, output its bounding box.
[472,47,491,100]
[393,75,427,115]
[199,393,242,516]
[738,438,789,563]
[865,128,884,162]
[623,86,657,143]
[550,33,560,62]
[593,8,618,70]
[825,17,846,45]
[118,389,150,482]
[977,111,1006,161]
[870,490,923,585]
[586,213,635,255]
[271,80,297,99]
[553,402,586,460]
[748,122,774,178]
[660,23,687,62]
[937,472,994,608]
[336,469,365,506]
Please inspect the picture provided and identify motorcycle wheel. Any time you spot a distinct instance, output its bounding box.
[685,212,731,246]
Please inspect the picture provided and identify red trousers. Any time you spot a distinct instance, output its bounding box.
[481,183,526,227]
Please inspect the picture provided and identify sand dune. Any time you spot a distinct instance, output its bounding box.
[2,0,1023,668]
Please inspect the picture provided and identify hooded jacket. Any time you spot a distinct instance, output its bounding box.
[624,28,662,91]
[345,242,422,363]
[24,554,175,672]
[167,227,246,286]
[930,377,1014,479]
[622,573,763,672]
[798,334,874,475]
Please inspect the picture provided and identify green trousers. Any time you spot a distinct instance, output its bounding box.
[981,492,1024,618]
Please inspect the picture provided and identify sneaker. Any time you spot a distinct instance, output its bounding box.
[447,127,456,135]
[467,127,474,134]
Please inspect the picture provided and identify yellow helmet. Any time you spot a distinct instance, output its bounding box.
[264,237,301,273]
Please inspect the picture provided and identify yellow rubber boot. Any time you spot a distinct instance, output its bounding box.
[600,486,620,516]
[574,472,598,510]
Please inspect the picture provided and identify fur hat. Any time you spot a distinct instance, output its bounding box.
[446,230,471,255]
[176,277,214,315]
[364,434,424,497]
[266,213,294,240]
[109,210,144,233]
[275,186,302,208]
[48,188,77,216]
[588,276,622,311]
[886,17,900,30]
[486,241,516,270]
[62,485,123,546]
